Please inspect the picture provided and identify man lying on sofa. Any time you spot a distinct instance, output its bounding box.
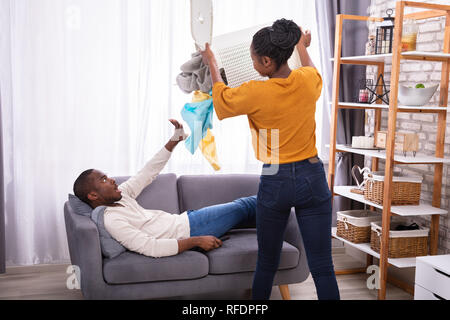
[73,119,257,258]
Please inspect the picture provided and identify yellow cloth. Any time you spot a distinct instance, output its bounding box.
[212,67,322,164]
[199,129,221,171]
[192,91,221,171]
[191,90,212,103]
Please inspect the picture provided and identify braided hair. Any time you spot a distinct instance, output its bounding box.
[252,19,301,71]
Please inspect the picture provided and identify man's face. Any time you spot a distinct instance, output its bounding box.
[88,170,122,205]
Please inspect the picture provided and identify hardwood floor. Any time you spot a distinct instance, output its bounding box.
[0,251,413,300]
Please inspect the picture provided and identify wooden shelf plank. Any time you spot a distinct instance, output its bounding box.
[331,51,450,64]
[402,51,450,62]
[333,186,448,216]
[331,144,450,164]
[331,54,392,63]
[332,227,420,268]
[332,102,447,113]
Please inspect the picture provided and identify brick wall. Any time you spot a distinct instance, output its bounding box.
[365,0,450,254]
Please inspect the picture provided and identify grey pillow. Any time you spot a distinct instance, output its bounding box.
[90,206,127,259]
[68,194,93,217]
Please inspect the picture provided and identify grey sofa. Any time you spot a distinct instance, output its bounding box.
[64,173,310,300]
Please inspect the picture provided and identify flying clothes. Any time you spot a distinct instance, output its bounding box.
[181,91,221,171]
[176,52,213,94]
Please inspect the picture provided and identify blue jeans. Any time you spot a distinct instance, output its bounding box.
[188,196,257,238]
[252,158,340,300]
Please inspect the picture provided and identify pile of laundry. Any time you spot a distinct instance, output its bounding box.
[176,51,220,171]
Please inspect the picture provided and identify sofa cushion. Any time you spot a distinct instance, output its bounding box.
[206,229,299,275]
[103,250,209,284]
[90,206,127,259]
[114,173,180,214]
[68,194,93,217]
[177,174,260,212]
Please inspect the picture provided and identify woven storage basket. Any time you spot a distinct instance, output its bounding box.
[364,171,422,206]
[370,220,429,258]
[337,210,381,243]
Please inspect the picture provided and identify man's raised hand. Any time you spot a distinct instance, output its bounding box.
[169,119,188,142]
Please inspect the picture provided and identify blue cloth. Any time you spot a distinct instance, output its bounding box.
[251,159,340,300]
[188,196,257,238]
[181,95,214,155]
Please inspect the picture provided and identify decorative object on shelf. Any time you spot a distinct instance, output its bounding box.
[356,79,373,103]
[398,83,439,106]
[364,171,423,206]
[375,9,395,54]
[337,210,381,244]
[375,131,419,156]
[367,73,390,104]
[352,136,375,149]
[365,35,376,55]
[350,165,372,195]
[370,219,429,258]
[401,19,419,52]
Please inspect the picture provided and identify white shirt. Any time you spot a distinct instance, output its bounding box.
[104,147,190,258]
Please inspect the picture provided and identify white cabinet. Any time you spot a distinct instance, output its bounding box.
[414,255,450,300]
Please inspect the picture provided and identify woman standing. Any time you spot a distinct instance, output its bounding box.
[201,19,340,300]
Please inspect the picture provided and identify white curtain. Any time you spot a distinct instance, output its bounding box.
[0,0,323,266]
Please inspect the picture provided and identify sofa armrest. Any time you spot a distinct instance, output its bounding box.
[64,202,106,298]
[283,208,304,251]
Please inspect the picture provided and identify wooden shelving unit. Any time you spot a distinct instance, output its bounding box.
[328,1,450,300]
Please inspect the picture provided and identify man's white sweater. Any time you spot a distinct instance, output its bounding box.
[104,147,190,258]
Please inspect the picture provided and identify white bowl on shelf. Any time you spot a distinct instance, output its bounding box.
[398,84,439,106]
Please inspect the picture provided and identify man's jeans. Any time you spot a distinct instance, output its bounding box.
[252,158,340,300]
[188,196,257,238]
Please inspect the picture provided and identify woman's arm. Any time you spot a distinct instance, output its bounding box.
[200,43,224,85]
[296,29,316,69]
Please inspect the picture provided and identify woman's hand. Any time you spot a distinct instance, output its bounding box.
[200,43,217,66]
[300,28,311,48]
[199,43,224,85]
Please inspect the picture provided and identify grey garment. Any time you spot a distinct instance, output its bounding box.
[64,173,310,299]
[90,206,127,259]
[176,51,212,94]
[316,0,370,218]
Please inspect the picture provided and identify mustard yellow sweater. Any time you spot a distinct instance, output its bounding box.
[213,67,322,164]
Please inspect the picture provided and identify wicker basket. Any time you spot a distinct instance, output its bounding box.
[364,171,423,206]
[370,220,429,258]
[337,210,381,243]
